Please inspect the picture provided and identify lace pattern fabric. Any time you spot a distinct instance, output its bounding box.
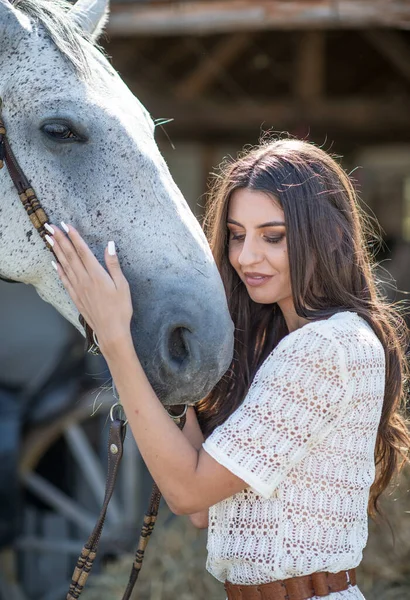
[203,312,385,593]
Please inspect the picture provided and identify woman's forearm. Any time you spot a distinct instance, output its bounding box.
[181,408,209,528]
[48,226,246,515]
[103,336,201,514]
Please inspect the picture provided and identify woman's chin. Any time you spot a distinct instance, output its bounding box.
[246,286,278,305]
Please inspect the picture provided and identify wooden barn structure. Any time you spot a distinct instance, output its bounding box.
[103,0,410,274]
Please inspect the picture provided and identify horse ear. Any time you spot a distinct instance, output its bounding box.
[0,0,30,51]
[70,0,110,42]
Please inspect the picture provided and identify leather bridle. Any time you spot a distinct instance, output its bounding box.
[0,116,50,241]
[0,108,98,352]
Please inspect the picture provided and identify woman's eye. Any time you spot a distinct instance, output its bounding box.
[265,236,284,244]
[41,123,79,141]
[230,233,245,242]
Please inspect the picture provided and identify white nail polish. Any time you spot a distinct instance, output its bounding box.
[108,241,116,256]
[61,221,69,233]
[44,223,54,235]
[45,234,54,247]
[51,260,58,271]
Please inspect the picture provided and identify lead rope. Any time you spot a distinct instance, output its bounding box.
[121,405,187,600]
[66,400,187,600]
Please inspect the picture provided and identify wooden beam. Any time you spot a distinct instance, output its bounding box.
[362,30,410,85]
[145,97,410,134]
[294,31,325,101]
[174,33,253,100]
[108,1,410,37]
[160,39,193,69]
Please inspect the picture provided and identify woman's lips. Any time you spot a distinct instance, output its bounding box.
[243,274,273,287]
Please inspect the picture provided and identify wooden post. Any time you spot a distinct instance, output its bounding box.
[294,31,326,102]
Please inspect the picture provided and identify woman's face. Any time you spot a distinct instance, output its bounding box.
[227,188,292,308]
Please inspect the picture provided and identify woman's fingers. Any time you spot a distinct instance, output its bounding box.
[51,259,87,319]
[47,222,112,285]
[45,228,87,287]
[45,222,133,348]
[59,223,104,277]
[104,241,129,290]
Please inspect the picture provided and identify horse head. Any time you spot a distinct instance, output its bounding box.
[0,0,234,405]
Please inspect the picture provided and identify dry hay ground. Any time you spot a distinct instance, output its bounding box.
[81,467,410,600]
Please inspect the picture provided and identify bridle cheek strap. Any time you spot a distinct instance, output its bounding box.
[0,117,50,241]
[0,113,96,350]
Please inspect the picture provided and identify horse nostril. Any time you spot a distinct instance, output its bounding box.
[168,326,190,366]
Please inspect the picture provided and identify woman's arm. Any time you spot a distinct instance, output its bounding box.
[48,225,247,515]
[102,342,245,514]
[182,406,205,450]
[181,408,209,529]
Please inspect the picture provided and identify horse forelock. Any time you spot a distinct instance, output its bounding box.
[10,0,108,80]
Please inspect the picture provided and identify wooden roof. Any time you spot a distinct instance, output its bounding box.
[108,1,410,36]
[105,27,410,141]
[103,1,410,143]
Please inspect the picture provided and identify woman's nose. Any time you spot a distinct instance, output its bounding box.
[238,238,263,267]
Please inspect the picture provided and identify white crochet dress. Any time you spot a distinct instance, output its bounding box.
[203,311,386,599]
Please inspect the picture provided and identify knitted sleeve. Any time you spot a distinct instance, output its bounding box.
[202,326,353,499]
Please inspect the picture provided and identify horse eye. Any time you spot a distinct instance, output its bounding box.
[41,123,79,141]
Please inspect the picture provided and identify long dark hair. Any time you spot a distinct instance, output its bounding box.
[196,138,410,518]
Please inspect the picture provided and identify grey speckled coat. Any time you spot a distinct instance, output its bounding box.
[0,0,234,405]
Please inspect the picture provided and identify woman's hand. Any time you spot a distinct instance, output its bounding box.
[45,222,133,353]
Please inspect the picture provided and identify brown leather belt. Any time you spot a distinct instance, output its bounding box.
[224,568,357,600]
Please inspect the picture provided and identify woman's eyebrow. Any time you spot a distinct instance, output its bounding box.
[227,218,285,228]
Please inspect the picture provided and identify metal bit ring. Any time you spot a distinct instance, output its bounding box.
[110,401,128,425]
[167,404,188,421]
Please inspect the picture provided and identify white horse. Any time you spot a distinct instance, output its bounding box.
[0,0,234,406]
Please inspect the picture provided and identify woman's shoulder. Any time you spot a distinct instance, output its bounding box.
[247,310,385,407]
[274,310,384,364]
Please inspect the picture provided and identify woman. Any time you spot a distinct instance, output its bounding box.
[44,139,409,599]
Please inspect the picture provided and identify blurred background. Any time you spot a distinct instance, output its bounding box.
[1,1,410,599]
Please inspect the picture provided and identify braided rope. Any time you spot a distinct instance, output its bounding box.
[0,118,50,244]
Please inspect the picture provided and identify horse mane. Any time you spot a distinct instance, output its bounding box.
[11,0,106,79]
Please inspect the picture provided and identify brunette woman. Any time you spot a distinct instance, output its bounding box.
[45,139,409,600]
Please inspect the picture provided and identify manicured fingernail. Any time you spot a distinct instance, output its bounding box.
[108,241,116,256]
[45,234,54,247]
[61,221,69,233]
[51,260,58,271]
[44,223,54,235]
